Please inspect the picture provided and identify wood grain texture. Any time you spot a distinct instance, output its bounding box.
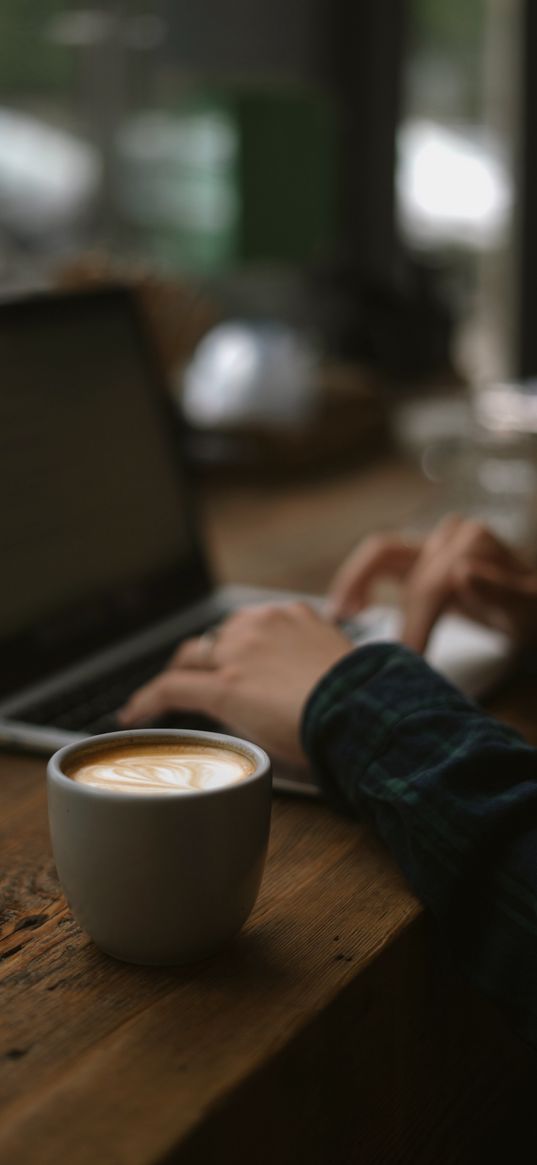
[1,744,536,1165]
[198,455,435,592]
[0,752,421,1164]
[2,459,537,1163]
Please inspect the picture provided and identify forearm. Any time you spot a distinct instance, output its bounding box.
[302,644,537,1047]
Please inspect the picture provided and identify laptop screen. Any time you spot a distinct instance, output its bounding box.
[0,286,212,696]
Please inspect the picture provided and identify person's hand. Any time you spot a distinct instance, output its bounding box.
[117,603,353,766]
[328,514,537,653]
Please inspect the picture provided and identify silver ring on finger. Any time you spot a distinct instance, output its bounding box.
[196,628,219,665]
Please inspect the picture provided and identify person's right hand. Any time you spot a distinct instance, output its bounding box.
[327,514,537,653]
[118,602,353,766]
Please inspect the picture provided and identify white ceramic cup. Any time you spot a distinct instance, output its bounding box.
[47,729,272,966]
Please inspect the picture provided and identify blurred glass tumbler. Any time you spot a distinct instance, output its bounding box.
[47,730,272,965]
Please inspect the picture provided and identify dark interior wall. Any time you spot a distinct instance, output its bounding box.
[322,0,407,277]
[163,0,407,281]
[163,0,328,82]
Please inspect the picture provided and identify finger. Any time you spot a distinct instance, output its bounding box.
[410,514,515,581]
[402,556,535,649]
[413,513,465,568]
[457,578,515,634]
[400,576,453,653]
[457,563,537,638]
[425,511,463,543]
[169,633,220,670]
[448,518,529,573]
[328,537,420,619]
[211,601,315,644]
[168,608,279,674]
[117,670,222,726]
[398,516,494,651]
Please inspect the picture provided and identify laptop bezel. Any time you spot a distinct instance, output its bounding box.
[0,283,214,699]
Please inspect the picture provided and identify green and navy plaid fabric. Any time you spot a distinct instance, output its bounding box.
[302,644,537,1048]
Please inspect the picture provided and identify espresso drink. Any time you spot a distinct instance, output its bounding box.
[66,742,255,794]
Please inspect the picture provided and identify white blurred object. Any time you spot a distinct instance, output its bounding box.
[182,321,320,428]
[394,383,537,554]
[398,118,512,249]
[353,605,514,700]
[474,379,537,434]
[0,109,99,235]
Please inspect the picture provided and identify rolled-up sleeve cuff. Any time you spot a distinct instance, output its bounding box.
[301,644,537,1049]
[301,642,479,809]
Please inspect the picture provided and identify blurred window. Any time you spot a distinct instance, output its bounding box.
[0,0,522,386]
[0,2,338,286]
[397,0,519,379]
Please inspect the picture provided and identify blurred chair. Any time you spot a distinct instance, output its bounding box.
[56,251,218,374]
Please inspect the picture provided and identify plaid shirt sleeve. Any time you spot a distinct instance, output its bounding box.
[301,643,537,1048]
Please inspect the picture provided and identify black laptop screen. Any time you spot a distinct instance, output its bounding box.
[0,287,212,695]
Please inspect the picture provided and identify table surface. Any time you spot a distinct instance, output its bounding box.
[1,456,536,1165]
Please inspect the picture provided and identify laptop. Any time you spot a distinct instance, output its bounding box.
[0,286,514,796]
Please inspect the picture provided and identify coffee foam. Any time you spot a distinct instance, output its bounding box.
[66,742,255,794]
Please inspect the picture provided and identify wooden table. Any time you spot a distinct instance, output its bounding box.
[1,456,537,1164]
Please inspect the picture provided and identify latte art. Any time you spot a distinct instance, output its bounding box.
[67,743,255,794]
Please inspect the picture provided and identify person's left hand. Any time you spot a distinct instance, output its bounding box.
[117,603,353,765]
[327,515,537,652]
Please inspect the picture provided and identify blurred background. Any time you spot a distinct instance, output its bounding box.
[2,0,537,546]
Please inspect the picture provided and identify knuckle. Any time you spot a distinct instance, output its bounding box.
[244,603,280,627]
[464,520,490,547]
[286,600,310,618]
[260,602,281,619]
[363,533,390,555]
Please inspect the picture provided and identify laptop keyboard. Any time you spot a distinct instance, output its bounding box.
[18,636,219,736]
[16,610,384,740]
